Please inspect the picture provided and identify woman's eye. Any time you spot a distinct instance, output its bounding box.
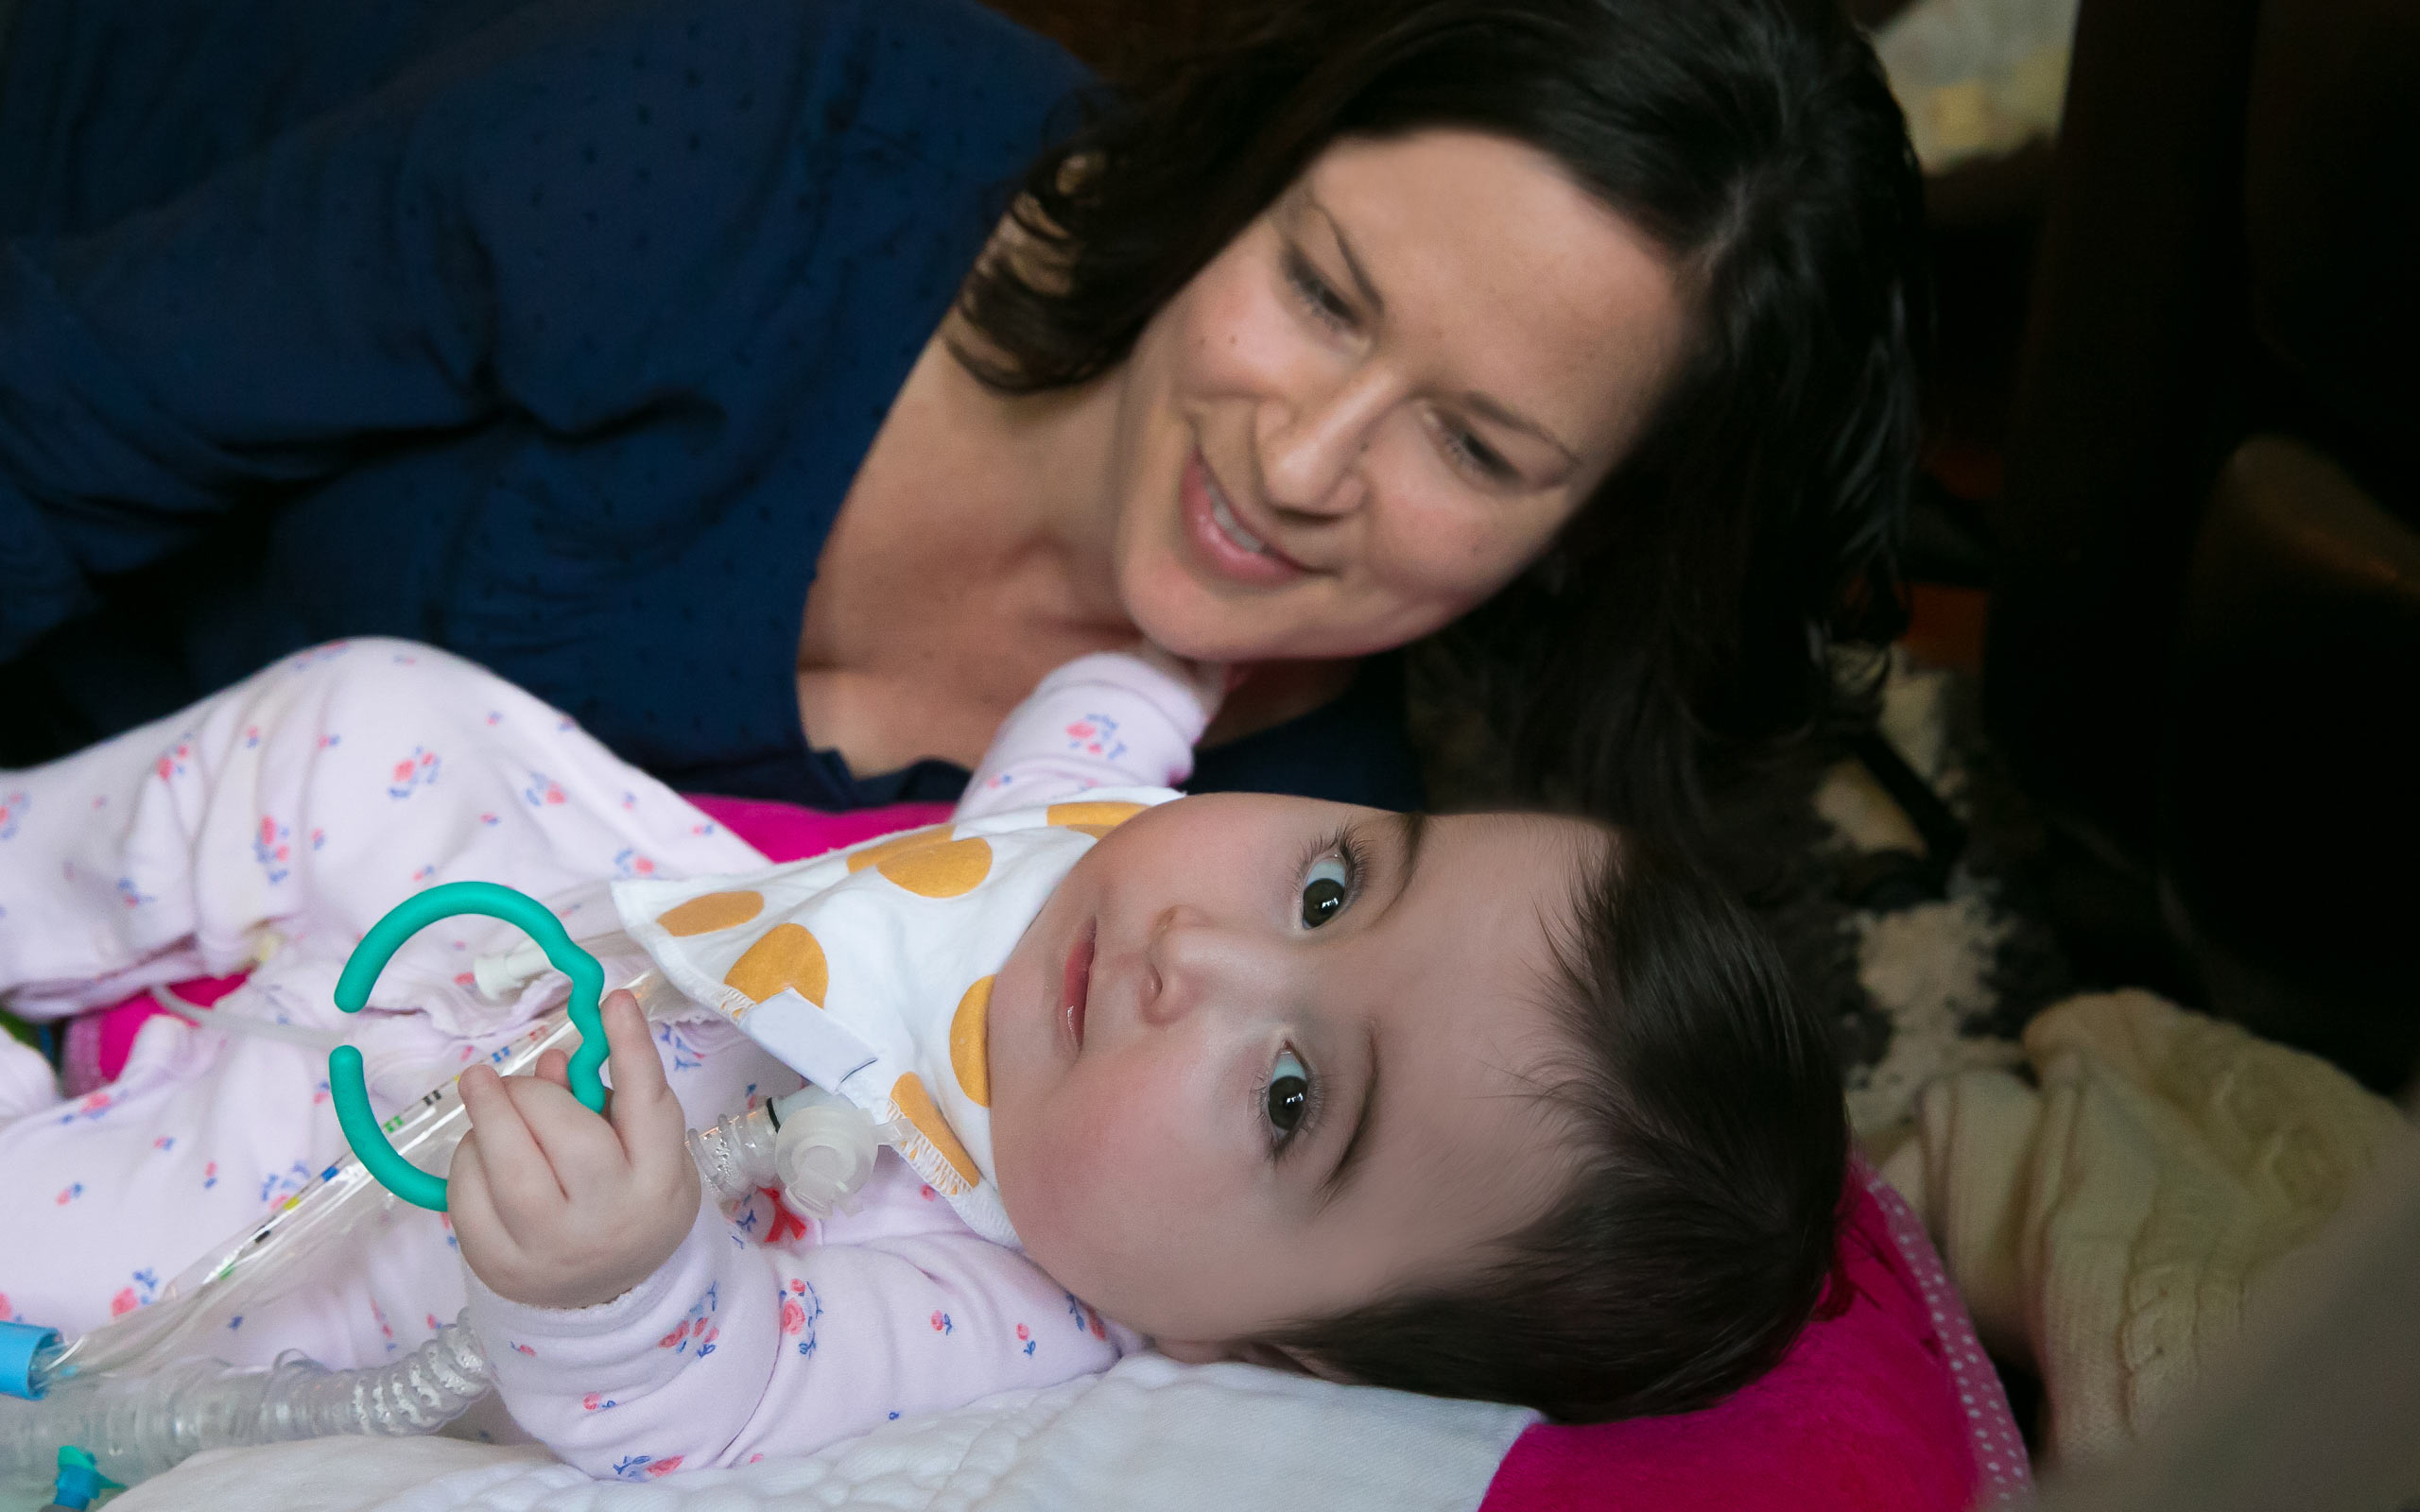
[1300,855,1351,928]
[1446,427,1512,481]
[1435,416,1515,483]
[1284,252,1354,331]
[1266,1049,1312,1135]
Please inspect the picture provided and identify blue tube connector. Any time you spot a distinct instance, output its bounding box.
[0,1320,60,1400]
[44,1445,118,1509]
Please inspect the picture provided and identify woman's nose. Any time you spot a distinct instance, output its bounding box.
[1254,367,1393,518]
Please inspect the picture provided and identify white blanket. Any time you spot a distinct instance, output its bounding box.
[111,1353,1536,1512]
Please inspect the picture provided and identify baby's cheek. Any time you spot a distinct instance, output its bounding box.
[1000,1061,1217,1302]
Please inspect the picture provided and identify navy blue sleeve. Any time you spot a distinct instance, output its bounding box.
[0,0,938,663]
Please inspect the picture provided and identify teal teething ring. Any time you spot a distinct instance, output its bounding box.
[330,881,607,1211]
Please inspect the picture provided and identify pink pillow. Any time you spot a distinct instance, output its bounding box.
[686,794,955,863]
[1478,1171,2029,1512]
[695,798,2032,1512]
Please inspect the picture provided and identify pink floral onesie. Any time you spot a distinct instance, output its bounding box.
[0,641,1204,1475]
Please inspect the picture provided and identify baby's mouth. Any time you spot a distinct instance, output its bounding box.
[1061,920,1096,1054]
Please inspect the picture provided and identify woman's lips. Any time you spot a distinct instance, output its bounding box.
[1182,449,1305,587]
[1061,920,1096,1053]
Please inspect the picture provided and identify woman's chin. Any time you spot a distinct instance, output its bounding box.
[1117,570,1276,662]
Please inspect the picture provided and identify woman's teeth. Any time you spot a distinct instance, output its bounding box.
[1206,477,1271,557]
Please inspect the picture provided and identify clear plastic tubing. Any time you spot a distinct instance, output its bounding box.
[0,1314,491,1486]
[0,965,890,1486]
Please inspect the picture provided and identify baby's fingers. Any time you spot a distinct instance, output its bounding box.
[447,1135,510,1263]
[457,1063,566,1223]
[598,991,688,1180]
[531,1047,571,1090]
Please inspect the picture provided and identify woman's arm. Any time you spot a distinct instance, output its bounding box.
[0,0,920,662]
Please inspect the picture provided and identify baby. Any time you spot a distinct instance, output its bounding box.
[0,641,1844,1478]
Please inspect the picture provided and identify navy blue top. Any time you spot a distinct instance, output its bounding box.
[0,0,1421,810]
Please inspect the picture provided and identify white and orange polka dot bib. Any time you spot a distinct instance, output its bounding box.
[611,790,1173,1247]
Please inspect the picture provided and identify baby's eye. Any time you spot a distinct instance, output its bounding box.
[1300,855,1350,928]
[1265,1049,1311,1136]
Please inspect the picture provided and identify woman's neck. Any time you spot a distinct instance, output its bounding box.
[794,330,1141,775]
[934,324,1132,635]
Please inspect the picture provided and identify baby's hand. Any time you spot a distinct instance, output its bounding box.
[450,989,700,1310]
[1130,642,1236,726]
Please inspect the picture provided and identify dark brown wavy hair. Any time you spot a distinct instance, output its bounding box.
[955,0,1928,835]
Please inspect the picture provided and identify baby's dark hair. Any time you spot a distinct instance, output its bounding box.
[1261,825,1846,1421]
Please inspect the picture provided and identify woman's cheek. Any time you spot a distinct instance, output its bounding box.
[1371,483,1542,610]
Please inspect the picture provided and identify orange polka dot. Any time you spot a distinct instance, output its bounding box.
[876,836,992,899]
[891,1074,978,1187]
[845,825,952,873]
[1046,801,1145,832]
[723,922,828,1008]
[951,977,993,1108]
[655,890,763,936]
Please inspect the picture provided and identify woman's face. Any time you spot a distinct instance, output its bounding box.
[1103,129,1690,663]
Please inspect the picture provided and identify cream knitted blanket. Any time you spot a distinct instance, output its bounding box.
[1877,989,2409,1463]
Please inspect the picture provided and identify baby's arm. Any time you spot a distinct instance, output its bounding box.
[469,1199,1116,1477]
[955,649,1226,820]
[455,993,1117,1476]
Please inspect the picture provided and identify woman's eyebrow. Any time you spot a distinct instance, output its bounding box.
[1303,195,1386,317]
[1303,195,1579,465]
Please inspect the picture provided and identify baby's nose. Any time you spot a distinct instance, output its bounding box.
[1138,910,1275,1028]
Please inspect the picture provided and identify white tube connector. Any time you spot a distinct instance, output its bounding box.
[770,1093,883,1219]
[472,942,553,1003]
[684,1087,883,1219]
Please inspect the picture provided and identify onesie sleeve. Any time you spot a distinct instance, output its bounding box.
[468,1194,1126,1479]
[955,652,1213,820]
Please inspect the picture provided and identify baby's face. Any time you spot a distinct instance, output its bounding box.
[985,795,1602,1360]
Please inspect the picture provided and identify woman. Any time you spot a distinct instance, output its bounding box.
[0,0,1923,830]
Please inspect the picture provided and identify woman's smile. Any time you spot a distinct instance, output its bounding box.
[1182,447,1305,586]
